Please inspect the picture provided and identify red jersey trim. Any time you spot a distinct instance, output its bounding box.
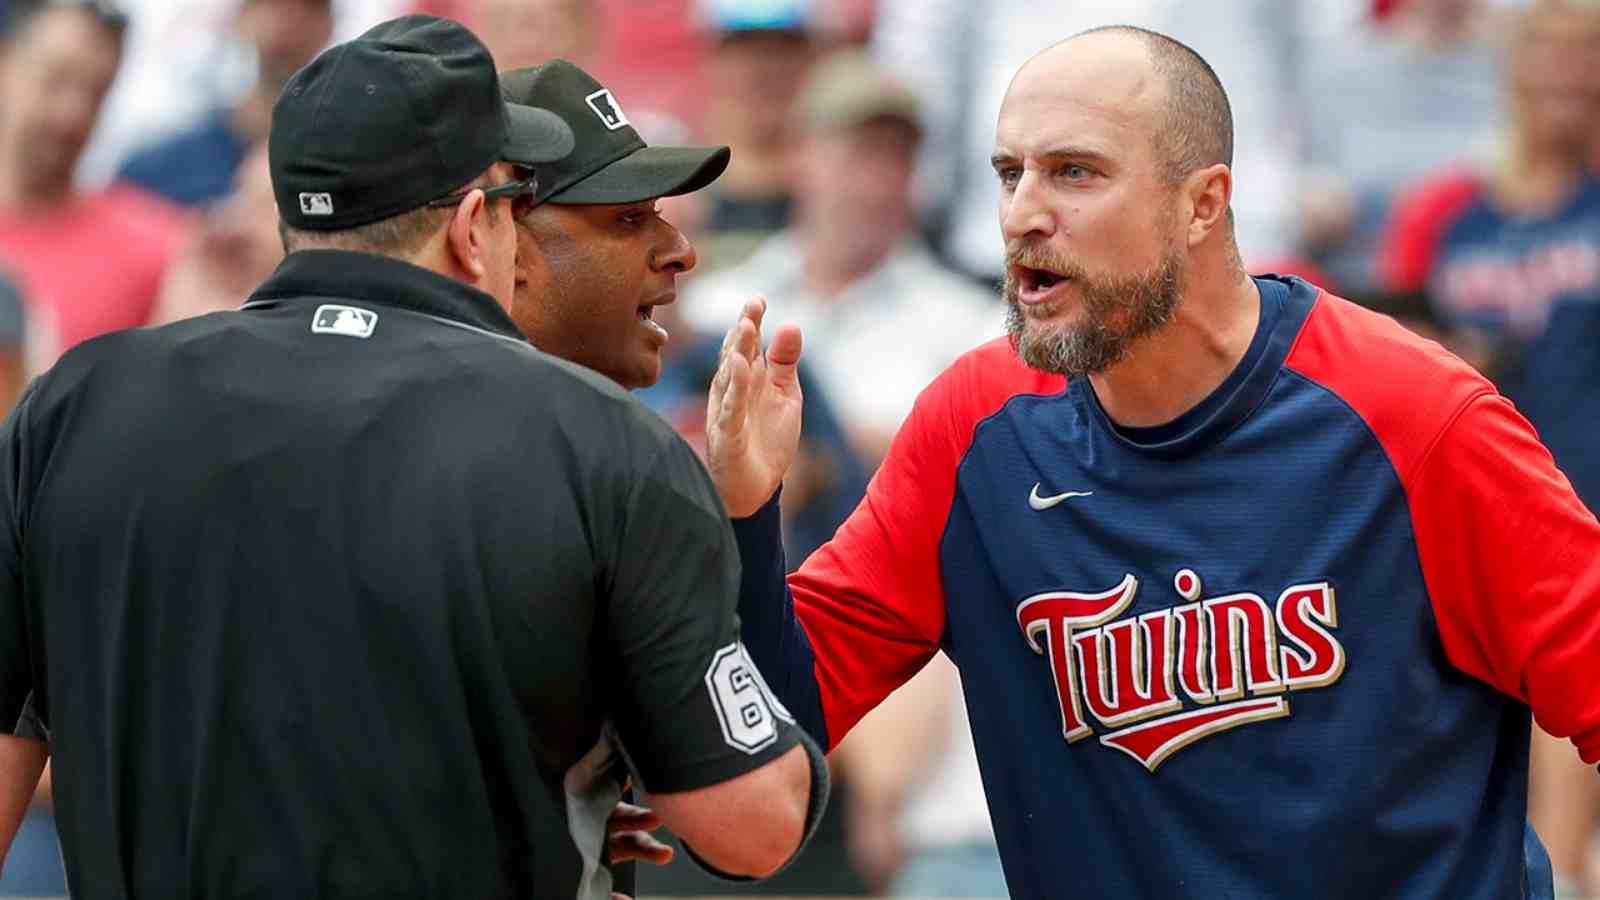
[1287,292,1600,761]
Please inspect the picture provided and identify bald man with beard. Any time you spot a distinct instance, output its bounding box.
[705,25,1600,900]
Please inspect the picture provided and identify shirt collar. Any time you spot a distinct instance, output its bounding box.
[1072,274,1318,459]
[245,250,527,342]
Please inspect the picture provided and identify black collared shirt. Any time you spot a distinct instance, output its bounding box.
[0,250,799,899]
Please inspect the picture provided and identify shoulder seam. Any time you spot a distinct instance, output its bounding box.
[1280,287,1325,365]
[935,383,1070,636]
[1284,292,1491,486]
[1404,388,1497,488]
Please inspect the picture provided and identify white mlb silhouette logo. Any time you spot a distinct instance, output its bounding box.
[311,304,377,339]
[299,192,334,216]
[584,89,629,131]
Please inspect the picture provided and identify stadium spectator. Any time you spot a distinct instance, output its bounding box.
[116,0,333,208]
[150,141,280,324]
[685,49,1001,462]
[1376,5,1600,893]
[458,0,596,71]
[0,0,188,372]
[872,0,1308,281]
[0,271,23,415]
[585,0,711,132]
[1377,0,1600,343]
[72,0,405,186]
[832,655,1003,898]
[1295,0,1501,292]
[693,0,819,270]
[1531,725,1600,898]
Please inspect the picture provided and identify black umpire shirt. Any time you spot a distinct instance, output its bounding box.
[0,250,802,899]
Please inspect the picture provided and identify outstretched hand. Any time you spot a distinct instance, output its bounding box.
[706,297,805,518]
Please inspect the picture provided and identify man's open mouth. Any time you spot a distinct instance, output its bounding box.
[1013,264,1072,303]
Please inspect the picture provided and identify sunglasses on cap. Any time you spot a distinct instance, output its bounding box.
[426,175,541,220]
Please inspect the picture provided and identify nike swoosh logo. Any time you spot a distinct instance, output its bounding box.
[1029,484,1093,510]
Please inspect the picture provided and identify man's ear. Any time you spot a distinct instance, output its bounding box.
[446,188,490,281]
[1184,163,1232,249]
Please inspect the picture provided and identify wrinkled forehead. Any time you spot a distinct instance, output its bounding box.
[994,37,1160,162]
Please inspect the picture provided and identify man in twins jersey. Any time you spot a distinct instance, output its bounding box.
[705,24,1600,900]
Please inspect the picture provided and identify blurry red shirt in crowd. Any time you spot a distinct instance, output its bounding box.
[1376,168,1484,294]
[0,183,188,370]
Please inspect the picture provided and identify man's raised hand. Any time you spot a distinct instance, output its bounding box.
[706,297,804,518]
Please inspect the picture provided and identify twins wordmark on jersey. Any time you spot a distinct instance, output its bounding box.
[1017,567,1346,772]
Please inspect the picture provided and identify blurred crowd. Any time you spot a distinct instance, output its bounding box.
[0,0,1598,897]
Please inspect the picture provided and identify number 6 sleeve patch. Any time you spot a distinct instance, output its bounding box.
[705,641,797,754]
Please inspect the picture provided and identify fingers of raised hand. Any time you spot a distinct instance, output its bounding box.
[763,324,804,390]
[742,295,768,332]
[734,317,760,368]
[708,336,733,421]
[716,351,752,439]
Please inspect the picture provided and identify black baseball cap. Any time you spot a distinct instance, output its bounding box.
[270,15,574,231]
[499,60,730,206]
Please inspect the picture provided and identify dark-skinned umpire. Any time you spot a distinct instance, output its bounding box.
[0,15,826,900]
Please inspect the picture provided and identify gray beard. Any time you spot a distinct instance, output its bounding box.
[1004,248,1183,378]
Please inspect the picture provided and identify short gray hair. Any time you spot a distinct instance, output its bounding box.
[1070,25,1233,186]
[278,170,501,257]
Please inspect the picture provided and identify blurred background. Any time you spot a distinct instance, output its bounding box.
[0,0,1598,897]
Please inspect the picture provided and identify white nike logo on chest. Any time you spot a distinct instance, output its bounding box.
[1029,484,1094,510]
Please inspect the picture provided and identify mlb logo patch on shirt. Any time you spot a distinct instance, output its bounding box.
[311,304,377,339]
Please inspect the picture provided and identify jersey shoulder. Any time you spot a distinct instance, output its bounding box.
[915,335,1066,442]
[1285,289,1495,483]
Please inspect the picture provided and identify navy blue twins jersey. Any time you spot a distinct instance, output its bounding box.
[735,276,1600,898]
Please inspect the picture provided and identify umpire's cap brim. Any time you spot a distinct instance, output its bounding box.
[546,145,731,205]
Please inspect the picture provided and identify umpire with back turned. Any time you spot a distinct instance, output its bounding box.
[0,15,825,899]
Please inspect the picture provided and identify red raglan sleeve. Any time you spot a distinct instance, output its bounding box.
[788,340,1059,746]
[1408,391,1600,762]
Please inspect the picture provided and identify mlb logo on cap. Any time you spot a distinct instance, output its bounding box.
[299,193,335,216]
[311,304,378,339]
[585,89,629,131]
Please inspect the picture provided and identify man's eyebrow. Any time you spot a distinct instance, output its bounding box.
[1040,146,1114,165]
[990,147,1114,168]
